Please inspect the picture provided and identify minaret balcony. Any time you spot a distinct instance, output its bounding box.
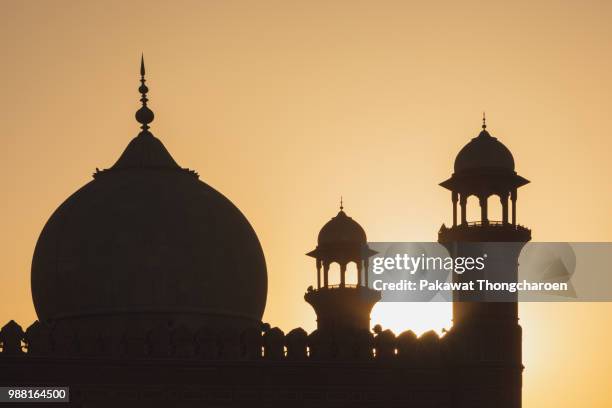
[439,221,531,243]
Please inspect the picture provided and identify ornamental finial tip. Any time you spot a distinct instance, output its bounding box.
[135,55,154,133]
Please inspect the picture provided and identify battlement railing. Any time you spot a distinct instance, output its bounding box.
[319,284,360,289]
[0,320,444,363]
[440,220,530,230]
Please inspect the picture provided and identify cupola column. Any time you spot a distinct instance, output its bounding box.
[323,262,329,288]
[452,191,458,226]
[340,263,346,287]
[357,262,363,286]
[501,192,509,224]
[479,195,488,225]
[316,259,322,289]
[460,194,468,225]
[323,261,330,287]
[511,189,517,226]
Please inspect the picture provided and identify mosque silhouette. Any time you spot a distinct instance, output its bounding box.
[0,58,531,408]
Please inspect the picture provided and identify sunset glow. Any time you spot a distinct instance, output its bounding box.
[2,1,612,406]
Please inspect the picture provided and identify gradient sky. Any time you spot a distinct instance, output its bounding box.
[2,1,612,406]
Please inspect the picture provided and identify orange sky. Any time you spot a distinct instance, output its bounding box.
[1,1,612,406]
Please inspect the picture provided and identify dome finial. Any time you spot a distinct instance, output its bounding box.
[135,54,154,134]
[482,111,487,130]
[340,196,344,211]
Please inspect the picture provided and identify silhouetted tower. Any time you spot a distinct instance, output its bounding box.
[305,201,381,331]
[438,115,530,408]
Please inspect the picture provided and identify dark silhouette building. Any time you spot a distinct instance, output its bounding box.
[0,62,529,407]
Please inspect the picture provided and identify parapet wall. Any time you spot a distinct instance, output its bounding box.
[0,320,524,408]
[0,320,444,363]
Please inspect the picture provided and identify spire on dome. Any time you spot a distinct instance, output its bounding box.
[135,54,154,134]
[106,55,182,172]
[477,111,492,138]
[340,196,344,211]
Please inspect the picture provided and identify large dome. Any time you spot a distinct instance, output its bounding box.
[31,62,267,331]
[454,129,515,173]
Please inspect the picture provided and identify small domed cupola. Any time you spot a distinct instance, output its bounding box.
[306,199,377,288]
[307,199,376,272]
[317,207,367,246]
[439,114,530,240]
[453,126,515,174]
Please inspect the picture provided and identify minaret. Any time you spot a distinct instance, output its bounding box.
[438,116,530,408]
[304,201,380,332]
